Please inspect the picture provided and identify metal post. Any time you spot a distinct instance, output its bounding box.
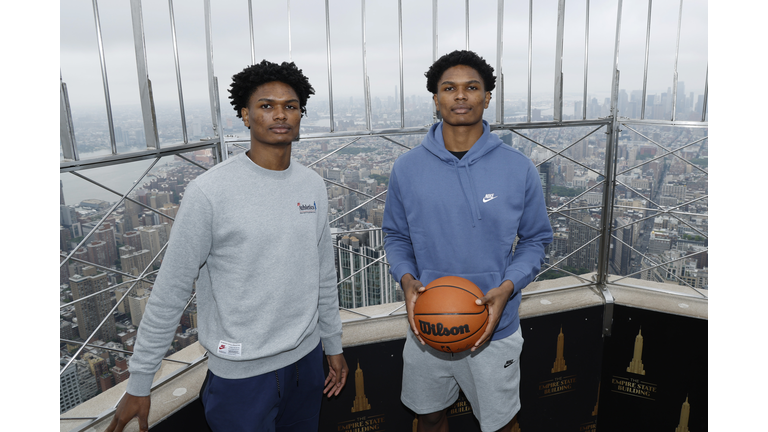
[432,0,439,123]
[204,0,227,160]
[640,0,652,120]
[287,0,293,62]
[398,0,405,128]
[60,75,79,161]
[361,0,372,131]
[582,0,590,120]
[495,0,504,124]
[671,0,683,121]
[465,0,470,50]
[91,0,118,155]
[248,0,255,65]
[130,0,160,150]
[325,0,335,132]
[597,0,623,337]
[553,0,566,122]
[527,0,533,122]
[168,0,188,144]
[701,65,708,122]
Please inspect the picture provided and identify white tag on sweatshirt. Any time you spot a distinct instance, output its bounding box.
[217,340,242,357]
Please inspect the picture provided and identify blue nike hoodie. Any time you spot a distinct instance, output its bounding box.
[382,120,553,340]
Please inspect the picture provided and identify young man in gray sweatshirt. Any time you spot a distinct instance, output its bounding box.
[107,60,348,432]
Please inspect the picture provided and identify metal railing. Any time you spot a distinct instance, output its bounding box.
[59,0,707,425]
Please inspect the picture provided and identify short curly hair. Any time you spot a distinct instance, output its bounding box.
[229,60,315,118]
[425,50,496,94]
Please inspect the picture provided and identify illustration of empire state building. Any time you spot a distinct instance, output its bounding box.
[674,396,691,432]
[351,361,371,413]
[551,326,567,373]
[627,329,646,375]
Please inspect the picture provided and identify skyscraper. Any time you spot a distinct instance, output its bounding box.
[69,266,117,342]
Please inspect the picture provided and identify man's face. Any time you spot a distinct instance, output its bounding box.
[433,65,491,127]
[241,81,302,146]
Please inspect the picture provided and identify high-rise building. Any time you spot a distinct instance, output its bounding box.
[335,231,400,309]
[95,223,118,267]
[128,288,150,327]
[60,358,82,413]
[69,266,117,342]
[567,214,599,272]
[86,240,110,269]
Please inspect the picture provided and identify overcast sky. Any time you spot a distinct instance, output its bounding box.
[60,0,707,114]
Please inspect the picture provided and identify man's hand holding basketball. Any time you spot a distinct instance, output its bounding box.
[471,280,515,351]
[401,274,427,345]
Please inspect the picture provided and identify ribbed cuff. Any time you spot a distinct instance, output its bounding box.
[321,335,343,356]
[125,372,155,397]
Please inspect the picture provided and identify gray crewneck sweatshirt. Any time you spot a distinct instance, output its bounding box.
[126,152,342,397]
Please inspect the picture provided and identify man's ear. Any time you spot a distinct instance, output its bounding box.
[484,91,492,109]
[241,107,250,129]
[433,93,440,114]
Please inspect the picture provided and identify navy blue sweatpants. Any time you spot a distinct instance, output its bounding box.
[201,343,325,432]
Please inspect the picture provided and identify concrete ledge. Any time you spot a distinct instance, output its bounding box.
[60,342,208,432]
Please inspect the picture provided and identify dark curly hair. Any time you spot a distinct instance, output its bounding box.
[425,50,496,94]
[229,60,315,118]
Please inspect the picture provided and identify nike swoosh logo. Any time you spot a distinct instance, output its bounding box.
[483,195,497,203]
[504,360,515,368]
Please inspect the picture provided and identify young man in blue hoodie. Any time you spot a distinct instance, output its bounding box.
[382,50,553,432]
[106,60,348,432]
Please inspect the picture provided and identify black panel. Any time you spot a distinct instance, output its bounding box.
[598,305,707,432]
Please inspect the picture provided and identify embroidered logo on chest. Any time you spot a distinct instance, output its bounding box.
[483,193,498,203]
[298,201,317,213]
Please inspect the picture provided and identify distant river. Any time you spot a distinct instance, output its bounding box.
[59,150,174,205]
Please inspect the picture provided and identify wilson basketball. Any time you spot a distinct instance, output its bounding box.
[413,276,489,353]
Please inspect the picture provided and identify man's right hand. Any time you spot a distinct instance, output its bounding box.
[401,274,426,345]
[105,393,150,432]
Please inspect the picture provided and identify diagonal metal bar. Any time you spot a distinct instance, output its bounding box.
[323,178,386,205]
[701,65,708,122]
[615,178,662,207]
[331,190,388,225]
[614,194,707,231]
[340,307,373,319]
[379,135,412,151]
[307,137,362,168]
[61,158,160,268]
[532,125,605,169]
[70,171,176,222]
[175,153,211,171]
[510,128,605,178]
[60,339,193,366]
[551,181,606,214]
[616,136,708,177]
[332,227,385,236]
[621,124,708,175]
[549,208,602,232]
[538,235,603,282]
[614,249,707,297]
[536,263,593,284]
[608,238,705,295]
[337,253,388,287]
[549,205,604,215]
[334,243,391,268]
[60,273,157,310]
[61,242,168,376]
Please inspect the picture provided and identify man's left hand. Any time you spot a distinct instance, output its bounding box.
[471,280,515,351]
[323,353,349,397]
